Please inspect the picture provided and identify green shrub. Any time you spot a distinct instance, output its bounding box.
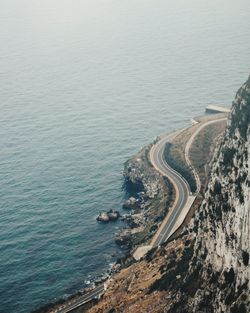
[213,180,222,195]
[164,143,197,192]
[222,147,236,168]
[224,268,235,284]
[242,251,249,266]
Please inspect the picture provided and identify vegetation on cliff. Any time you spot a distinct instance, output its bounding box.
[118,144,174,250]
[85,75,250,313]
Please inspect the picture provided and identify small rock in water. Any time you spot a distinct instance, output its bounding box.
[97,210,120,222]
[96,212,109,222]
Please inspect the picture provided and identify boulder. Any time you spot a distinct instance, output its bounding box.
[96,210,120,223]
[123,197,139,210]
[107,210,120,221]
[96,212,109,223]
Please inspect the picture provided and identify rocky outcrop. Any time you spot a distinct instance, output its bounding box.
[96,210,120,222]
[184,75,250,313]
[151,75,250,312]
[86,75,250,313]
[123,144,162,199]
[123,196,141,210]
[116,144,173,250]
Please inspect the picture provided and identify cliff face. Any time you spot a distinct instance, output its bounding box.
[187,76,250,312]
[116,145,173,250]
[86,76,250,313]
[123,144,162,199]
[146,76,250,313]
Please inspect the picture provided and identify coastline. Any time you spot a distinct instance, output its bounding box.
[33,113,227,313]
[32,140,173,313]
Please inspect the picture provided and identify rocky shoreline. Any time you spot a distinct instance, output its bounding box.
[34,118,222,313]
[97,141,175,252]
[33,108,232,313]
[114,143,174,251]
[34,140,174,313]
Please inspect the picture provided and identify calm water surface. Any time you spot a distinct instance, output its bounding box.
[0,0,249,312]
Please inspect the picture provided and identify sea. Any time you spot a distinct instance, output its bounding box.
[0,0,249,312]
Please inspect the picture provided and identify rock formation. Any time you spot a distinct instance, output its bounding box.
[86,75,250,313]
[147,75,250,313]
[183,74,250,313]
[115,144,173,251]
[96,210,120,222]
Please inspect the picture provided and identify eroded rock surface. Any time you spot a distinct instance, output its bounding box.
[116,144,173,250]
[86,76,250,313]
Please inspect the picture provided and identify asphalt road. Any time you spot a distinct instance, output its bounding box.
[56,132,188,313]
[184,117,227,194]
[150,132,190,246]
[56,284,104,313]
[150,117,227,246]
[56,117,227,312]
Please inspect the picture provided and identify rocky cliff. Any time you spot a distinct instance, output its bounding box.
[115,144,174,251]
[148,75,250,313]
[184,75,250,312]
[85,76,250,313]
[146,77,250,313]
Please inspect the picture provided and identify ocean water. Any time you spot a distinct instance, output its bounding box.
[0,0,249,312]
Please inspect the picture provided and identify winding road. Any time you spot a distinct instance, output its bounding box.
[56,116,227,312]
[150,131,190,246]
[150,116,227,247]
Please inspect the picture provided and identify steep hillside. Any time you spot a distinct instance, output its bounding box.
[86,76,250,313]
[184,75,250,312]
[150,75,250,313]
